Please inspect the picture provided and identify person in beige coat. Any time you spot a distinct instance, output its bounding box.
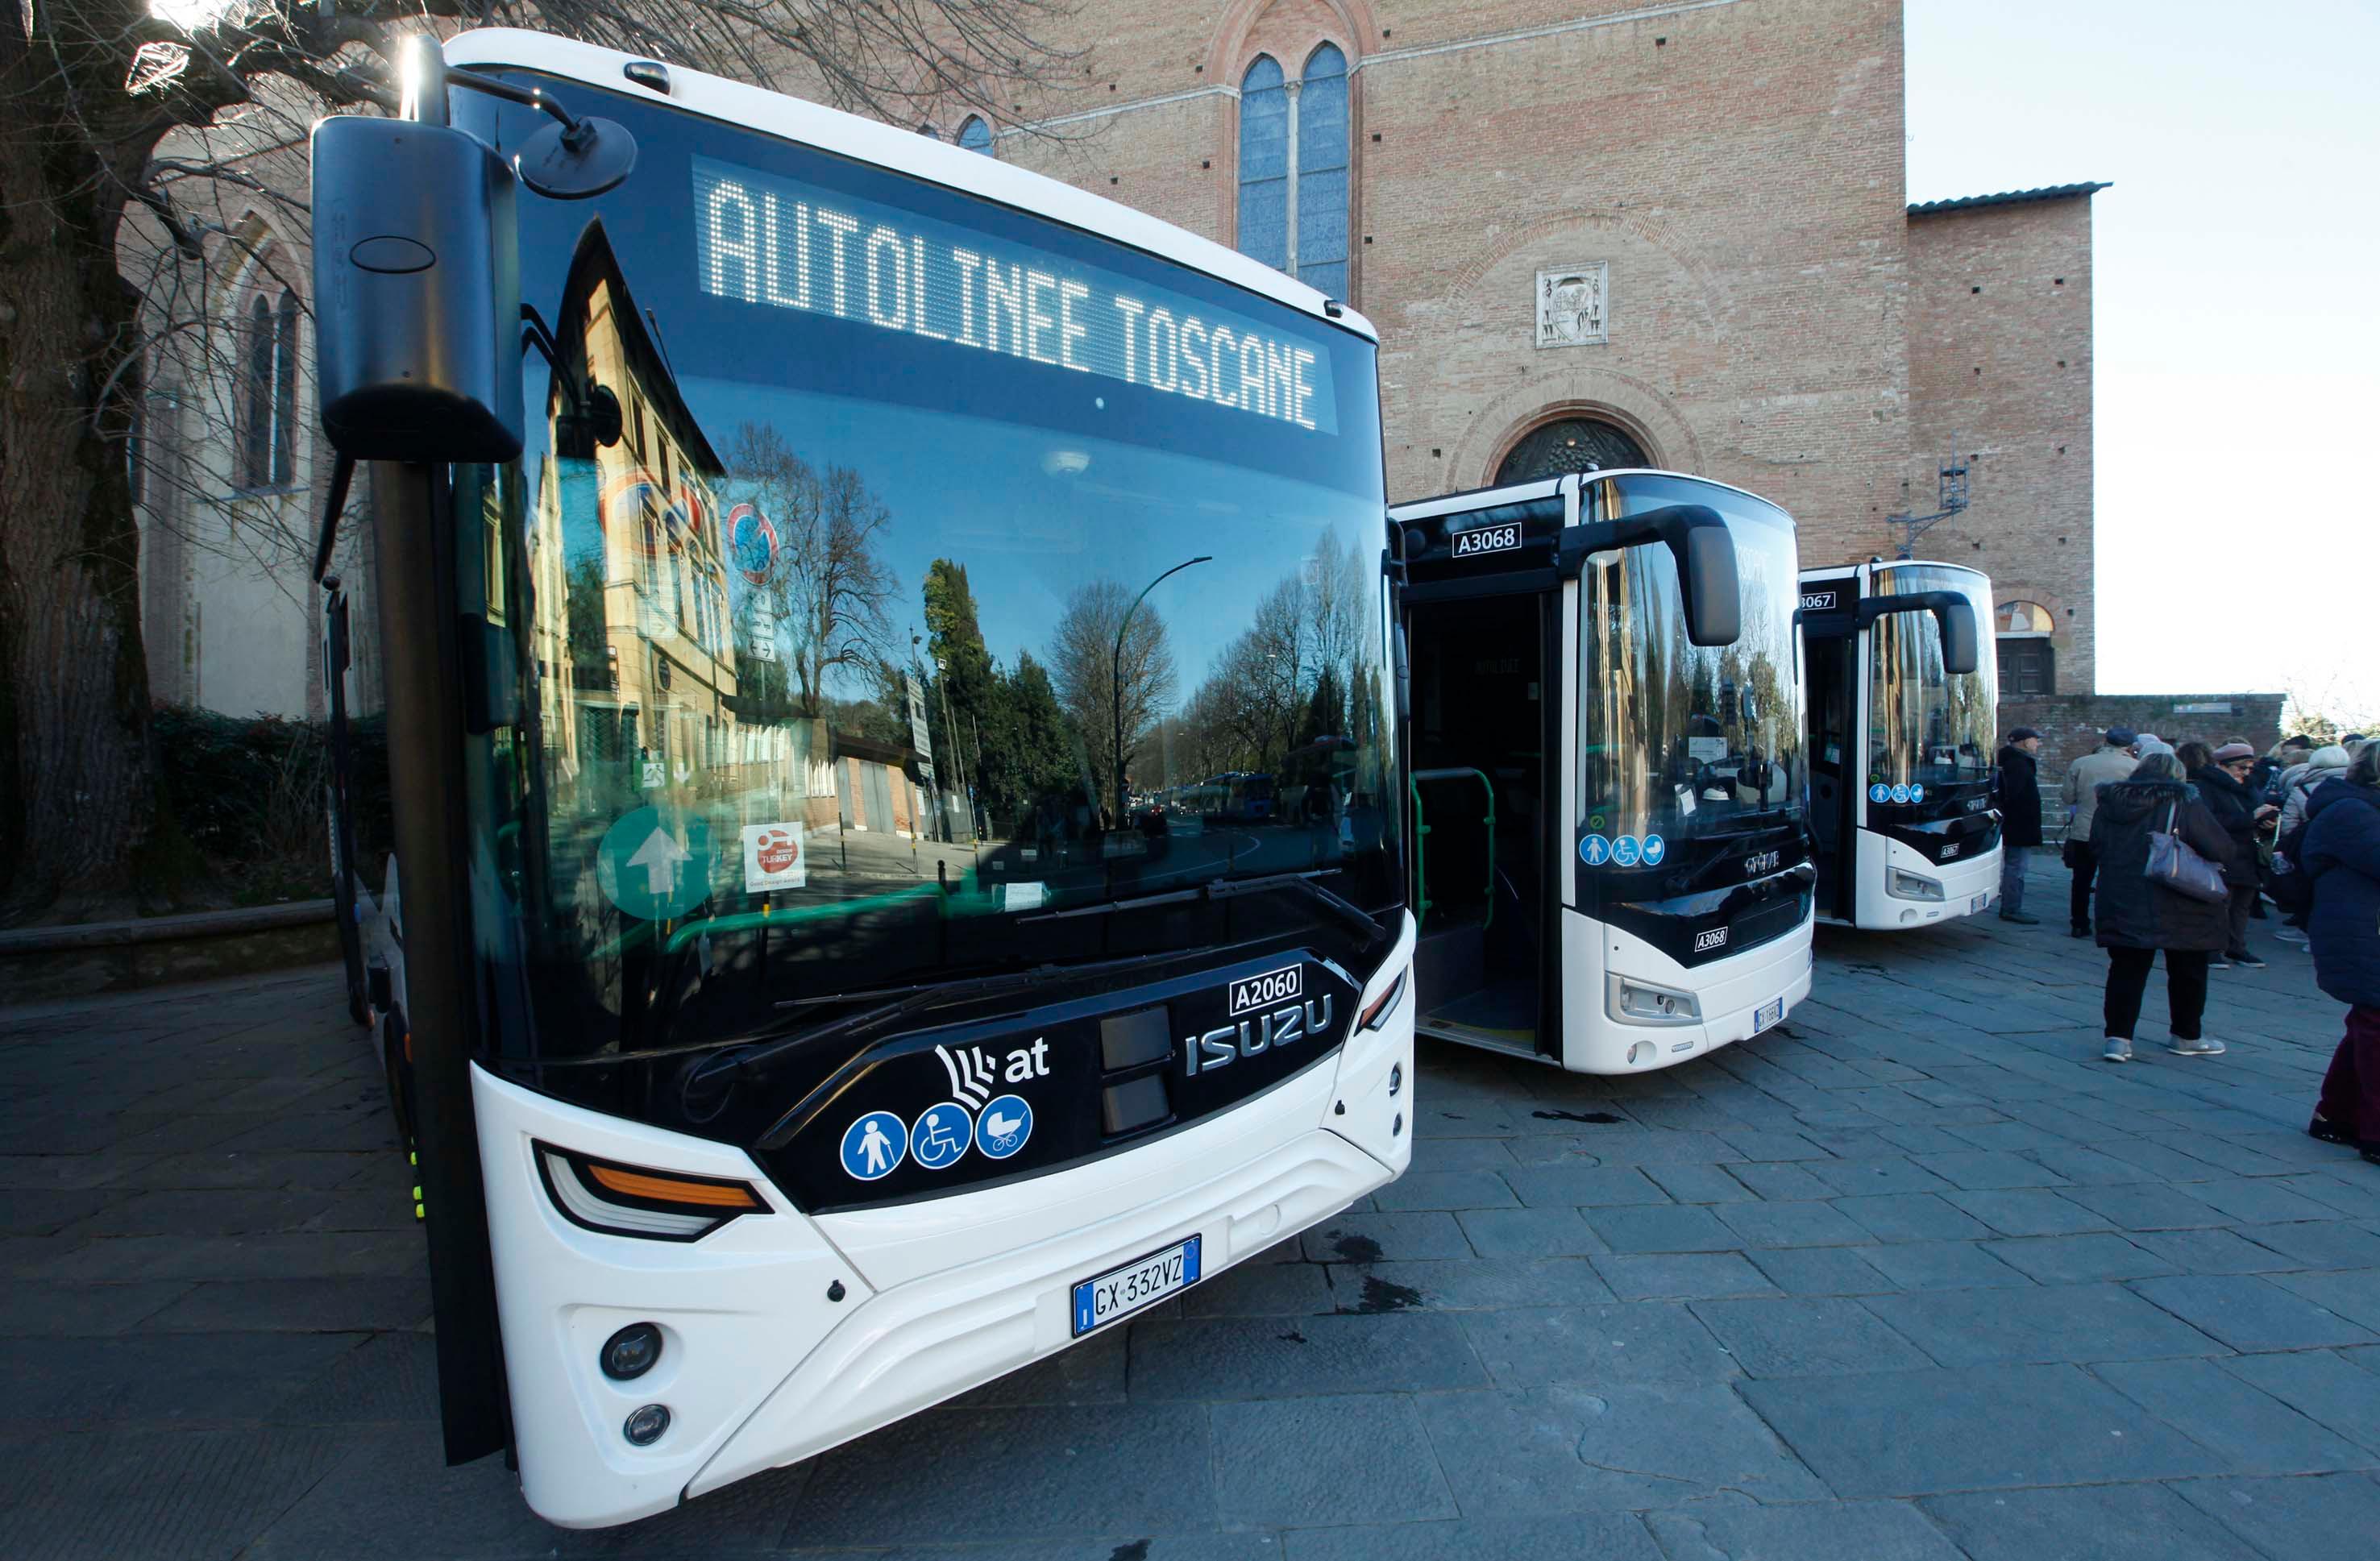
[2064,727,2141,938]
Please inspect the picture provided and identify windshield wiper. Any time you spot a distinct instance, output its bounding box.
[1026,869,1388,953]
[681,949,1174,1102]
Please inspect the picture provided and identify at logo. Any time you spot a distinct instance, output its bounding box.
[1184,995,1335,1076]
[1693,927,1730,953]
[1964,795,1989,813]
[935,1039,1052,1108]
[1743,849,1783,877]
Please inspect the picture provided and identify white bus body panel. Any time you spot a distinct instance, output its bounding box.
[1846,828,2002,930]
[475,919,1414,1528]
[1559,907,1813,1074]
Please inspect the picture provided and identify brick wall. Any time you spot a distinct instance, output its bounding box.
[2003,692,2287,827]
[1909,193,2100,692]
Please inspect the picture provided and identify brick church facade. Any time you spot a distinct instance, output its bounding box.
[979,0,2105,700]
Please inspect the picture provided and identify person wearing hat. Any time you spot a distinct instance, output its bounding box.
[2065,726,2141,937]
[1993,726,2046,924]
[2180,738,2276,969]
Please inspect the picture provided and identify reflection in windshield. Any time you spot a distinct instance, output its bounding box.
[467,93,1397,1064]
[1866,564,1996,790]
[1576,475,1807,848]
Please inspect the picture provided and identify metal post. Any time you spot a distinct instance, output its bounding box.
[1112,557,1211,830]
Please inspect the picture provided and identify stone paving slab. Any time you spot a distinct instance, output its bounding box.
[6,861,2380,1555]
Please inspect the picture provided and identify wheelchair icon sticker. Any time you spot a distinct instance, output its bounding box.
[909,1102,974,1171]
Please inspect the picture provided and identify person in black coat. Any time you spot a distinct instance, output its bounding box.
[2089,751,2239,1062]
[2303,744,2380,1161]
[1994,727,2046,924]
[2179,739,2276,968]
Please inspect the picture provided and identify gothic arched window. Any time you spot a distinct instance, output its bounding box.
[1234,48,1352,297]
[239,284,300,488]
[1296,44,1348,299]
[1236,56,1289,272]
[957,116,995,156]
[1494,418,1650,484]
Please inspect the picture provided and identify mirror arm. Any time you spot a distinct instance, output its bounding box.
[444,67,589,143]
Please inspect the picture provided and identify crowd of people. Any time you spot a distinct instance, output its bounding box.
[2036,724,2380,1167]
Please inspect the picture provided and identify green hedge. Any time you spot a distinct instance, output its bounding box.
[151,706,393,895]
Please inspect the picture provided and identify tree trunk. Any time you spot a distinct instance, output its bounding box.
[0,47,171,924]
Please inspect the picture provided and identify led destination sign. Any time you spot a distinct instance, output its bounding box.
[693,157,1337,434]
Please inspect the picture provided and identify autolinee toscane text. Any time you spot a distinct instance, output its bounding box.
[692,157,1338,434]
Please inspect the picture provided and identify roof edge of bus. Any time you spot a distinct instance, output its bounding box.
[440,29,1381,345]
[1389,467,1784,521]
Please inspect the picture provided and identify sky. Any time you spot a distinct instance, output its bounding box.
[1905,1,2380,728]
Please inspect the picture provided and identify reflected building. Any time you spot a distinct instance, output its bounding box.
[532,222,748,818]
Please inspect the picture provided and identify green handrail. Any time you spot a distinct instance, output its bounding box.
[1410,767,1497,933]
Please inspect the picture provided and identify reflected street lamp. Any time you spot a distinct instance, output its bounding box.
[1114,556,1210,828]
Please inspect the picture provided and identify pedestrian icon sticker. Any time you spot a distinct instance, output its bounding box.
[1580,835,1613,866]
[910,1102,973,1171]
[1641,834,1667,866]
[1612,836,1642,867]
[839,1111,908,1181]
[1869,783,1892,804]
[975,1094,1033,1160]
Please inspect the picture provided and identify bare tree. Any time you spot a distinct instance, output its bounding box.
[0,0,1079,923]
[728,426,899,717]
[1049,579,1175,819]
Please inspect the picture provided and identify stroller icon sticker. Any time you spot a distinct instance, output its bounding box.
[975,1094,1034,1160]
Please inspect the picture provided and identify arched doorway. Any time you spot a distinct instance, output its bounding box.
[1494,417,1649,484]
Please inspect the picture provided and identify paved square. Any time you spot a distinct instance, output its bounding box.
[6,863,2379,1556]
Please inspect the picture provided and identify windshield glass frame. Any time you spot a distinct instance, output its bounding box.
[1863,563,1998,795]
[448,77,1402,1074]
[1573,474,1809,862]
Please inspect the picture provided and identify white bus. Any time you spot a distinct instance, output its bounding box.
[1389,471,1813,1073]
[313,31,1414,1526]
[1797,559,2001,928]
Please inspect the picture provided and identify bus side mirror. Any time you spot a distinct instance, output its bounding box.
[1668,517,1741,647]
[312,114,522,464]
[1935,599,1979,675]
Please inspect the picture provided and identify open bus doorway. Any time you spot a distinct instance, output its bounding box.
[1408,592,1555,1057]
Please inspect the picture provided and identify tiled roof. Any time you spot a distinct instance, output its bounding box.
[1907,181,2112,216]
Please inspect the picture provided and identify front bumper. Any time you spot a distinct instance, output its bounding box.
[1559,904,1814,1073]
[1851,830,2002,929]
[471,919,1414,1527]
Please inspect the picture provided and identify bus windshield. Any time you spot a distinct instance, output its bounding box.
[456,81,1398,1068]
[1576,474,1808,850]
[1866,563,1996,791]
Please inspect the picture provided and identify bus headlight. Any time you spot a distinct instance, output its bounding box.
[1608,974,1701,1026]
[1888,868,1946,902]
[535,1141,768,1241]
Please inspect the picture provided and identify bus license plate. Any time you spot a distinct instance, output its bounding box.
[1072,1235,1201,1336]
[1971,893,1990,915]
[1752,998,1784,1036]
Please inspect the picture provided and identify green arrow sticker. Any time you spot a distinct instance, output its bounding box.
[597,806,714,921]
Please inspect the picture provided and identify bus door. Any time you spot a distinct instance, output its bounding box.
[1796,578,1860,921]
[1400,493,1568,1061]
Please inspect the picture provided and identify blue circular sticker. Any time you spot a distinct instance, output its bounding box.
[1641,834,1667,866]
[974,1094,1033,1160]
[596,806,713,922]
[909,1102,973,1171]
[1890,783,1911,804]
[839,1111,908,1181]
[1580,834,1614,866]
[1909,783,1926,803]
[1612,836,1643,867]
[1869,783,1892,804]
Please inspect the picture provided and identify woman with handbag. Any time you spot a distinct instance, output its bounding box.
[2088,750,2241,1062]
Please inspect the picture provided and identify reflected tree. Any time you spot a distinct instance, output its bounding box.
[726,425,899,720]
[1051,579,1176,820]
